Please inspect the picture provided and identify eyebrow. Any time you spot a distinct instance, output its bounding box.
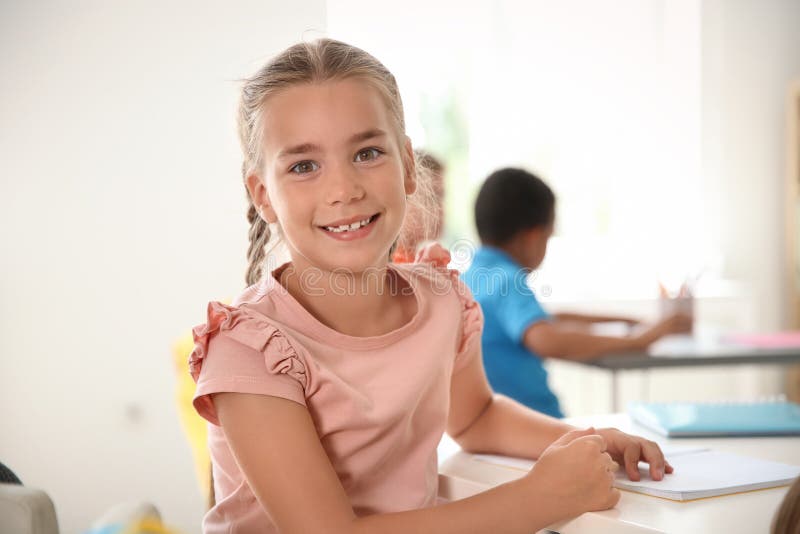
[276,129,388,159]
[277,143,320,159]
[349,128,387,144]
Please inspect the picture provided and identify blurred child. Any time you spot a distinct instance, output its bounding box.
[463,167,691,417]
[188,40,672,534]
[392,149,445,262]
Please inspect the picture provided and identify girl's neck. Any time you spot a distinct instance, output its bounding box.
[277,262,416,337]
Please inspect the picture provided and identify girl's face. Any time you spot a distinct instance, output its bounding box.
[248,79,415,275]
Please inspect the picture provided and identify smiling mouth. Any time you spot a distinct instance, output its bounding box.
[320,214,379,234]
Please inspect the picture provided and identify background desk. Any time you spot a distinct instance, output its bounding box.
[583,332,800,410]
[437,413,800,534]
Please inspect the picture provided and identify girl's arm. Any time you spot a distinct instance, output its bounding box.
[447,345,671,480]
[417,242,669,477]
[214,392,612,534]
[446,346,575,458]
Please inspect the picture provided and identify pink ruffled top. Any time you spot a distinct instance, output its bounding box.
[189,262,482,534]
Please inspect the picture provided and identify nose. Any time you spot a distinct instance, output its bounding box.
[324,163,365,205]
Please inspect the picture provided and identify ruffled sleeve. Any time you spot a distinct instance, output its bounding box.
[189,301,309,425]
[451,272,484,373]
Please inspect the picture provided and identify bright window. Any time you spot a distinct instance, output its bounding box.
[328,0,714,300]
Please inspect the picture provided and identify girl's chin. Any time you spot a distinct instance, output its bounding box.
[326,254,389,272]
[309,250,391,273]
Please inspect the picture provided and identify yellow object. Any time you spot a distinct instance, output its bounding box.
[172,330,211,505]
[121,516,181,534]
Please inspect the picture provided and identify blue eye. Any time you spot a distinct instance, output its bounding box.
[354,147,383,162]
[290,160,319,174]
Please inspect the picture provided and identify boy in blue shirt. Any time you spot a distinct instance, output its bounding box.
[463,168,691,417]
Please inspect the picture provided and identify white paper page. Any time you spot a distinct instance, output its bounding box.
[472,445,709,473]
[615,450,800,498]
[472,447,800,500]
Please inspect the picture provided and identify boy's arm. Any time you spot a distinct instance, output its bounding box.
[553,312,639,325]
[525,311,693,362]
[523,320,663,361]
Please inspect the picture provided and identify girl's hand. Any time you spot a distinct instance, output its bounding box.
[414,241,451,267]
[526,427,621,517]
[595,427,674,481]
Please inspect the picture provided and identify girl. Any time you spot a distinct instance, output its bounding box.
[189,38,671,534]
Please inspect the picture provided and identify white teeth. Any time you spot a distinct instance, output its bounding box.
[324,216,372,233]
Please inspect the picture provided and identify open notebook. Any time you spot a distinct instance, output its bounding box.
[614,448,800,501]
[473,447,800,501]
[628,400,800,437]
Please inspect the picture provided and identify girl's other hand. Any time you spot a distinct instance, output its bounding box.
[525,427,621,517]
[595,427,674,482]
[414,241,450,267]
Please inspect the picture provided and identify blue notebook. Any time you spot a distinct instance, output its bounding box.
[628,400,800,437]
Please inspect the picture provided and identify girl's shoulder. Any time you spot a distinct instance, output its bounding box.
[188,275,308,386]
[230,275,276,307]
[391,263,482,365]
[392,261,455,287]
[392,262,477,313]
[188,295,311,426]
[188,299,305,377]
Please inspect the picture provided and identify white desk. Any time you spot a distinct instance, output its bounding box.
[437,413,800,534]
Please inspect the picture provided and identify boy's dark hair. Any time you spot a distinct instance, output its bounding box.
[474,167,555,245]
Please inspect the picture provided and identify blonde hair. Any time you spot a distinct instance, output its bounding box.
[238,38,437,285]
[772,475,800,534]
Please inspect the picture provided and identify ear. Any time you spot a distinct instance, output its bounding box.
[402,136,417,196]
[245,174,278,224]
[523,226,547,246]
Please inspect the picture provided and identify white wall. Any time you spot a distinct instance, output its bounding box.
[702,0,800,332]
[548,0,800,416]
[0,2,325,533]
